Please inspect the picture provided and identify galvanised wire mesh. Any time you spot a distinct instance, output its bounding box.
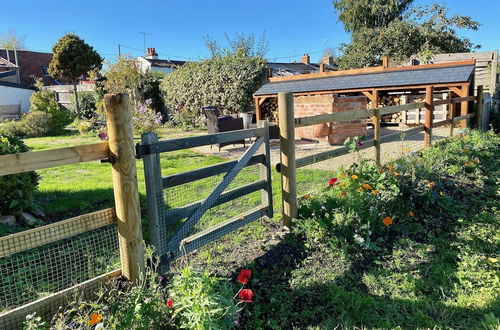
[294,123,454,198]
[0,224,119,313]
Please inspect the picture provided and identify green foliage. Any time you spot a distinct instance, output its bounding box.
[0,120,23,137]
[17,111,52,137]
[103,56,142,95]
[48,33,102,83]
[336,3,481,69]
[204,32,269,58]
[333,0,414,32]
[161,54,267,129]
[29,81,73,133]
[169,267,241,329]
[0,136,38,215]
[138,71,166,119]
[73,118,97,135]
[71,91,98,119]
[133,100,163,136]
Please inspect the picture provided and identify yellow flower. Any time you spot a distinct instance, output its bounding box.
[393,171,400,176]
[386,165,394,171]
[487,257,498,264]
[403,147,410,153]
[409,211,414,217]
[339,182,346,187]
[379,169,386,174]
[465,161,471,166]
[363,183,372,190]
[439,191,444,196]
[351,175,358,180]
[371,189,379,195]
[339,173,346,179]
[427,182,435,189]
[382,216,393,226]
[302,194,311,200]
[357,187,364,192]
[89,313,103,326]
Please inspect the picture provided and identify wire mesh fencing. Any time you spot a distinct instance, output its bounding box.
[0,217,119,313]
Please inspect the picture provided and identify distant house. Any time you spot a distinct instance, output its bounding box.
[136,48,186,74]
[0,49,60,85]
[267,54,337,77]
[0,57,19,83]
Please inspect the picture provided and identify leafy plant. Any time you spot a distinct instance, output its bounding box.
[71,91,98,119]
[132,99,163,136]
[17,111,52,137]
[0,135,39,215]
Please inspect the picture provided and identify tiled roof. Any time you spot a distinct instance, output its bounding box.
[0,57,17,68]
[254,64,474,96]
[0,49,57,85]
[146,58,186,68]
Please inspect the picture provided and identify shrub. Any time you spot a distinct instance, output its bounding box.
[17,111,52,137]
[161,54,267,129]
[71,91,98,119]
[0,120,22,137]
[73,118,97,135]
[0,135,39,215]
[138,71,166,119]
[30,80,73,133]
[133,99,163,136]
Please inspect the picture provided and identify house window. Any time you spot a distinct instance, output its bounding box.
[41,66,49,76]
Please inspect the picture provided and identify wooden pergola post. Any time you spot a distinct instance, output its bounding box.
[255,97,262,121]
[278,92,297,227]
[459,83,470,128]
[370,90,381,165]
[424,86,434,147]
[105,93,145,281]
[476,85,484,131]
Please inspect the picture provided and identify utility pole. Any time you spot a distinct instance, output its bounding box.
[118,44,121,57]
[139,32,148,52]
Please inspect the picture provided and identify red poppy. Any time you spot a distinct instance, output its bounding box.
[328,178,338,186]
[167,299,173,309]
[237,269,252,284]
[239,289,253,303]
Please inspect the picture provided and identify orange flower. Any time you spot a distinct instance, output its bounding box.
[371,189,379,195]
[386,165,394,171]
[339,173,346,179]
[409,211,414,217]
[340,191,347,198]
[462,149,469,153]
[89,313,103,326]
[382,216,393,226]
[393,171,400,176]
[427,182,435,189]
[351,175,359,180]
[465,161,471,166]
[363,183,372,190]
[357,187,364,192]
[379,169,386,174]
[302,194,311,200]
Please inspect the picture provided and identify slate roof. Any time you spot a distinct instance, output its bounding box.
[267,62,336,76]
[254,64,474,96]
[146,58,186,68]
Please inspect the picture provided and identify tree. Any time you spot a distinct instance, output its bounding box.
[335,3,480,69]
[333,0,414,32]
[0,29,26,50]
[49,34,102,113]
[204,32,269,58]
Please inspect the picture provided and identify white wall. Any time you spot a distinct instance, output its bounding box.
[0,84,34,114]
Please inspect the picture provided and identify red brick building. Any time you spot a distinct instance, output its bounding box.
[0,49,58,85]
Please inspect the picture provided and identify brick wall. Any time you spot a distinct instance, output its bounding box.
[294,94,367,145]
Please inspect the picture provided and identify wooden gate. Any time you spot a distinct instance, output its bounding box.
[136,122,273,272]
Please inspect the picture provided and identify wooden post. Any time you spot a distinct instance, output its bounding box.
[258,120,273,218]
[424,86,434,147]
[278,92,297,227]
[448,92,455,136]
[255,98,262,121]
[460,83,469,128]
[105,93,145,281]
[382,56,389,68]
[369,90,381,165]
[476,85,484,131]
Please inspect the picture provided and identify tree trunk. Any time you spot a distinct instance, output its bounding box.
[73,82,79,114]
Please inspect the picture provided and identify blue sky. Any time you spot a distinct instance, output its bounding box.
[2,0,499,62]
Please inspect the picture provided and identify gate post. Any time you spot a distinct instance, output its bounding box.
[278,92,297,227]
[258,120,273,218]
[105,93,145,281]
[424,86,434,147]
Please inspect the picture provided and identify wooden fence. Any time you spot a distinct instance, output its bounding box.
[0,94,143,328]
[277,86,484,225]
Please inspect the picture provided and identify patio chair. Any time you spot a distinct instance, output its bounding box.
[203,106,245,151]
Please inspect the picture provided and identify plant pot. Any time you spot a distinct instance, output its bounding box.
[241,112,254,129]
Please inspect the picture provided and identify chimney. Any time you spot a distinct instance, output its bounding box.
[319,63,326,73]
[145,47,158,59]
[301,54,310,65]
[382,55,389,68]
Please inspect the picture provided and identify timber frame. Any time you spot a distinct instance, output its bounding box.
[254,59,476,121]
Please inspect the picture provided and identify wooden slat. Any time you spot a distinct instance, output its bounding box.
[137,127,265,155]
[452,113,476,122]
[433,96,476,106]
[378,102,426,116]
[0,208,116,258]
[0,142,110,176]
[432,119,452,128]
[163,181,268,223]
[0,269,121,330]
[162,154,265,188]
[294,108,372,127]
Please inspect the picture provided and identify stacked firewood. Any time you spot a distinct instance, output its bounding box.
[261,98,278,121]
[367,95,405,123]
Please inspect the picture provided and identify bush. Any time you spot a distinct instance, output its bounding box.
[138,71,166,119]
[0,120,22,137]
[133,100,163,136]
[0,135,39,215]
[30,80,73,133]
[161,54,267,129]
[17,111,52,137]
[71,91,98,119]
[73,118,97,135]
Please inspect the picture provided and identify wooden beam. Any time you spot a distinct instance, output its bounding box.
[268,59,476,83]
[459,83,470,128]
[449,87,463,95]
[0,142,109,176]
[362,91,373,99]
[105,93,145,282]
[424,86,434,147]
[0,208,116,258]
[370,89,381,165]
